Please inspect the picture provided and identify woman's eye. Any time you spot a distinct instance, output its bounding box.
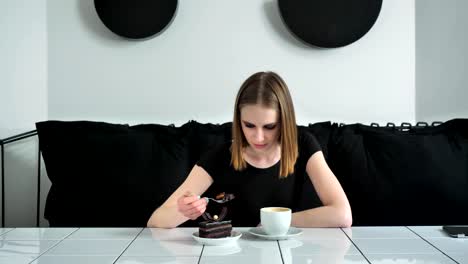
[245,124,255,128]
[264,125,276,130]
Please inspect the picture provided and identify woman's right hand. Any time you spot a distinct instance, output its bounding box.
[177,191,208,220]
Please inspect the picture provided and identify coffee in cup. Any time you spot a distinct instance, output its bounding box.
[260,207,291,236]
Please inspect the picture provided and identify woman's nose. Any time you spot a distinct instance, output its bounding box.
[254,129,264,141]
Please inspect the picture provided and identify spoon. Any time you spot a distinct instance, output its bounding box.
[204,197,228,204]
[203,193,235,204]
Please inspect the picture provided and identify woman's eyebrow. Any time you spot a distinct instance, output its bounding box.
[263,123,277,127]
[242,121,277,126]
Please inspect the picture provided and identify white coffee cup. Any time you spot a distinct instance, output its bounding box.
[260,207,291,236]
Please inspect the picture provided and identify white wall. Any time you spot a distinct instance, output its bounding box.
[416,0,468,122]
[48,0,415,126]
[1,0,415,227]
[0,0,47,137]
[0,0,48,227]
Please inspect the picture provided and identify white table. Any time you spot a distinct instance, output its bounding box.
[0,226,467,264]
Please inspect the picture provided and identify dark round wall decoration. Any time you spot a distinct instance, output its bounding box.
[94,0,178,40]
[278,0,383,48]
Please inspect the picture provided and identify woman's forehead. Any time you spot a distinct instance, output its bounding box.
[240,104,278,123]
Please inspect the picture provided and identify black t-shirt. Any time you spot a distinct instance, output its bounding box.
[197,129,322,226]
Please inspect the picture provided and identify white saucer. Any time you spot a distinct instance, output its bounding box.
[248,227,302,240]
[192,231,242,246]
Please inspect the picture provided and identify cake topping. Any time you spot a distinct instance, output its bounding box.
[201,192,235,222]
[215,192,235,202]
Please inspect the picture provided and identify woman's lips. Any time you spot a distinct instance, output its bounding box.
[253,143,267,149]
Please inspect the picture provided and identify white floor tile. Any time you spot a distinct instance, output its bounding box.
[279,238,360,256]
[137,228,196,241]
[408,226,449,238]
[365,253,457,264]
[202,239,279,257]
[0,229,14,236]
[0,228,77,240]
[43,239,131,256]
[66,228,142,240]
[0,255,37,264]
[427,237,468,254]
[31,255,117,264]
[343,227,418,239]
[199,255,282,264]
[353,238,439,254]
[116,256,199,264]
[239,227,347,241]
[122,239,202,257]
[299,228,349,240]
[283,254,368,264]
[0,240,59,256]
[448,253,468,264]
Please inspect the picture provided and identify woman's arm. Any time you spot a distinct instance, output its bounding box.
[146,165,213,228]
[291,151,352,228]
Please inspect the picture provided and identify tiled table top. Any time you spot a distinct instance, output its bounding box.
[0,226,466,264]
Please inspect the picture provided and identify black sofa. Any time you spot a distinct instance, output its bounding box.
[35,119,468,227]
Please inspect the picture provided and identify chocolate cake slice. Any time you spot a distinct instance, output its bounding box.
[198,192,235,238]
[198,220,232,238]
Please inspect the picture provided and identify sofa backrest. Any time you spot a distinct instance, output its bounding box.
[327,119,468,226]
[36,120,231,227]
[36,119,468,227]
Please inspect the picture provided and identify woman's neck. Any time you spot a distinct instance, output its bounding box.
[243,144,281,168]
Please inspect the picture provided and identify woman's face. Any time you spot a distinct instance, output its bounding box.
[240,104,280,153]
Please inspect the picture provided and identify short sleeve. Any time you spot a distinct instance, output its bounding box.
[299,129,322,159]
[196,142,231,181]
[295,129,324,211]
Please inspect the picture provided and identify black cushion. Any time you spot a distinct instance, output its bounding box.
[37,121,149,226]
[131,122,193,222]
[328,119,468,226]
[186,121,232,165]
[37,121,192,227]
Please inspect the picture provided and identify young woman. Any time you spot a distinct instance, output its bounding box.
[147,71,352,228]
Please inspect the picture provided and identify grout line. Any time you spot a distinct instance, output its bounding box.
[0,227,15,249]
[197,245,205,264]
[340,227,372,264]
[28,227,81,264]
[277,239,285,264]
[405,226,460,264]
[0,227,16,236]
[112,228,145,264]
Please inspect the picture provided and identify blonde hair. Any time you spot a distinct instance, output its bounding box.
[231,71,298,178]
